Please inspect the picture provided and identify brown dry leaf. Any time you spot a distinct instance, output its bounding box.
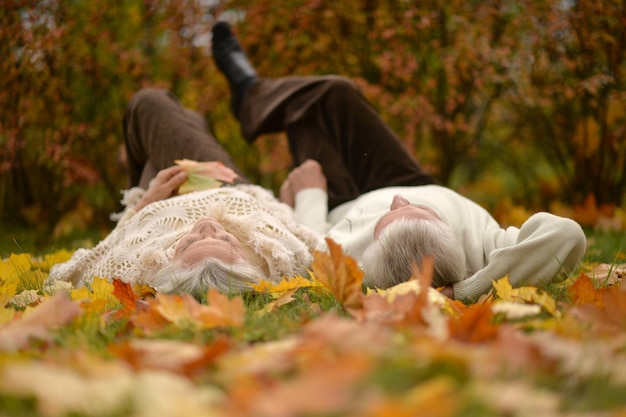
[310,238,364,309]
[448,303,500,343]
[0,293,81,351]
[588,263,626,286]
[569,272,603,306]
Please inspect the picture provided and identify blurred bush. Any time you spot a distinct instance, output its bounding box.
[1,0,624,236]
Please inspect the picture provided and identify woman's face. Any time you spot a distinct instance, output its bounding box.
[373,195,441,239]
[173,218,245,267]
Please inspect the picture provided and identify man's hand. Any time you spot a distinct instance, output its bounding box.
[439,285,455,299]
[134,166,187,212]
[279,159,327,207]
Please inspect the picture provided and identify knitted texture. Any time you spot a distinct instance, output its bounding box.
[50,185,322,289]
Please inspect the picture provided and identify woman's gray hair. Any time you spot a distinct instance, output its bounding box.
[147,258,264,297]
[362,218,466,289]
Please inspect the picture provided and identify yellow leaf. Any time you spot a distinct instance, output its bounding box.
[516,287,557,316]
[69,277,119,312]
[370,279,449,308]
[7,253,34,274]
[0,307,15,325]
[38,250,74,271]
[70,287,91,301]
[251,275,323,295]
[90,277,115,300]
[255,288,298,318]
[493,276,557,316]
[0,258,19,284]
[1,254,37,294]
[0,276,18,308]
[493,276,514,300]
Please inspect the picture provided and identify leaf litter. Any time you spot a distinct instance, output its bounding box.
[1,241,626,416]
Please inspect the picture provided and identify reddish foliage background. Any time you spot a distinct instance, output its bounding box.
[1,0,624,235]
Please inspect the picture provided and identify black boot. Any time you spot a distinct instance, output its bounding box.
[212,21,257,118]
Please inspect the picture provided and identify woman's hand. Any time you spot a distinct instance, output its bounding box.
[134,166,187,212]
[279,159,327,207]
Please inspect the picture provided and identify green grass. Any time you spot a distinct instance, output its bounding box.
[1,225,626,417]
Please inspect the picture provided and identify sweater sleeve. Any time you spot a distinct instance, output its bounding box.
[452,212,587,301]
[293,188,331,235]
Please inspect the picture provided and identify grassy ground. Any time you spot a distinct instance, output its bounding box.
[2,222,624,265]
[0,225,625,417]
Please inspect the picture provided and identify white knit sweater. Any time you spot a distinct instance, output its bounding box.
[294,185,587,301]
[50,185,322,291]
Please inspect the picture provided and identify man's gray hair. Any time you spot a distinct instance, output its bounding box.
[148,258,264,297]
[362,218,466,289]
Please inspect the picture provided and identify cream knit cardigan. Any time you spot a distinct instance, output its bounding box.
[50,185,322,291]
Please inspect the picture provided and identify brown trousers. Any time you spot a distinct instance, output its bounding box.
[124,76,435,209]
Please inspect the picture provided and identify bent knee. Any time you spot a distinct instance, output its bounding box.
[550,215,587,275]
[126,88,172,114]
[551,214,587,251]
[323,75,360,95]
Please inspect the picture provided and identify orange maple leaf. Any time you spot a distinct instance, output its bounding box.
[131,296,172,334]
[112,279,137,319]
[186,289,246,328]
[571,284,626,334]
[448,303,500,343]
[568,272,603,306]
[310,238,363,310]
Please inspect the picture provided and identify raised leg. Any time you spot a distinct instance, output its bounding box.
[240,76,436,208]
[123,88,250,188]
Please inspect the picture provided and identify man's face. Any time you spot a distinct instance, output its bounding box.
[373,195,441,239]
